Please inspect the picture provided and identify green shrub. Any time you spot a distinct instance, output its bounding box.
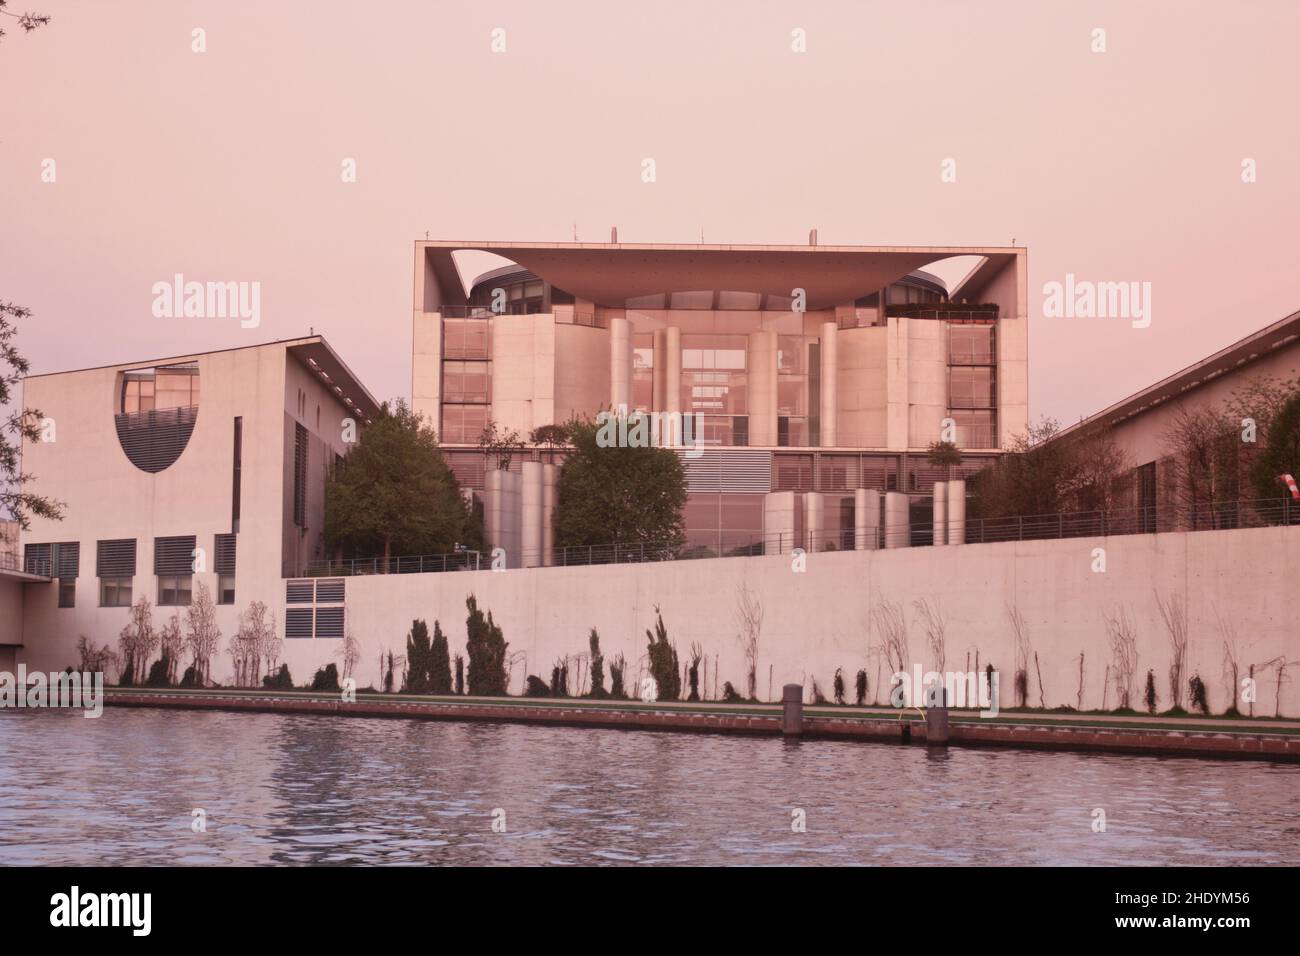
[645,609,680,701]
[263,664,293,690]
[430,621,452,694]
[588,629,606,698]
[145,656,171,688]
[609,653,627,699]
[1144,669,1157,714]
[465,594,508,696]
[721,681,742,703]
[525,675,550,697]
[855,669,868,706]
[312,663,341,692]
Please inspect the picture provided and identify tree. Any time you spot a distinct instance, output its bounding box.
[478,419,525,470]
[429,621,452,694]
[0,3,50,42]
[231,601,276,687]
[735,583,764,701]
[117,597,157,686]
[926,440,962,481]
[158,612,184,686]
[645,608,680,701]
[529,424,569,448]
[1249,389,1300,505]
[968,417,1130,519]
[553,417,687,550]
[1,303,65,528]
[403,619,433,693]
[325,400,481,565]
[465,594,508,695]
[184,581,221,686]
[587,628,606,698]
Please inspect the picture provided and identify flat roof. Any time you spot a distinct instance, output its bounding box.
[1057,307,1300,438]
[25,335,382,422]
[419,240,1022,311]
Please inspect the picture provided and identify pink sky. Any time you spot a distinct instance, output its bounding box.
[3,0,1299,425]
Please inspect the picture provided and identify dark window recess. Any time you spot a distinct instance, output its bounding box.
[154,536,197,576]
[315,578,345,603]
[214,534,237,575]
[732,416,748,447]
[314,607,345,639]
[777,416,791,447]
[58,580,76,608]
[286,580,314,604]
[1138,461,1157,533]
[53,542,80,579]
[232,417,243,533]
[293,423,308,527]
[96,539,137,577]
[115,405,199,473]
[285,608,314,639]
[23,543,52,576]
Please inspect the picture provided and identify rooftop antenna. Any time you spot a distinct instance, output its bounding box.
[809,228,818,246]
[611,226,618,243]
[700,226,704,243]
[573,223,578,241]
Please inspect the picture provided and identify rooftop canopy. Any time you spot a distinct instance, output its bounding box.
[417,240,1020,312]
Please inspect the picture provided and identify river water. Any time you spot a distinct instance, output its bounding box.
[1,709,1296,865]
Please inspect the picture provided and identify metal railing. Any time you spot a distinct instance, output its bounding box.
[301,496,1299,577]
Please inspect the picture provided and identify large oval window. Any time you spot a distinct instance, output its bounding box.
[115,363,200,473]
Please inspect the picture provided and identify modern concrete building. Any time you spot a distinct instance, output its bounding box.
[3,336,380,669]
[412,240,1029,560]
[1055,306,1300,526]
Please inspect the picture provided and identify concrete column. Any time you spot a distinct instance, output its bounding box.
[747,329,778,446]
[521,460,543,568]
[819,321,838,447]
[609,316,632,410]
[947,478,966,545]
[803,491,824,553]
[932,480,947,546]
[485,468,522,568]
[541,463,557,566]
[763,490,800,555]
[884,491,911,549]
[664,326,682,415]
[855,488,880,550]
[652,328,667,412]
[662,326,683,446]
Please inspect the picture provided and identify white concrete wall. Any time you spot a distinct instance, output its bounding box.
[491,314,556,436]
[16,340,355,667]
[23,524,1292,716]
[272,523,1295,714]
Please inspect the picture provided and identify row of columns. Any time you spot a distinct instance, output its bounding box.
[607,320,841,447]
[761,485,964,552]
[487,461,558,569]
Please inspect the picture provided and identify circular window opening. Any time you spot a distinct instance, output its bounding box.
[115,363,200,473]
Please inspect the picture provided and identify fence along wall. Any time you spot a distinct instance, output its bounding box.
[287,523,1299,716]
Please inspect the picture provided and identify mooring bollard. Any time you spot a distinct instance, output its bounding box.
[782,683,803,736]
[925,704,950,745]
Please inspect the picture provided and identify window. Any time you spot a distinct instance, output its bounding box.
[231,417,242,532]
[215,533,236,605]
[100,577,133,607]
[293,423,308,527]
[949,325,996,365]
[23,543,51,576]
[155,535,196,606]
[158,574,192,606]
[949,367,997,409]
[97,539,136,607]
[54,542,79,608]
